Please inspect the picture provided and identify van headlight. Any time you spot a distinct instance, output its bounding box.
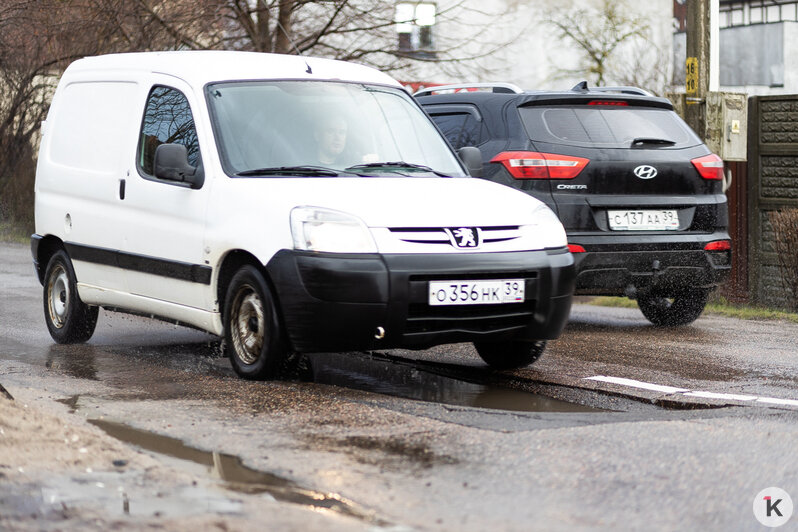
[290,207,377,253]
[520,205,567,248]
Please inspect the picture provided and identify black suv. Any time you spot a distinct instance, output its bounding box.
[416,82,731,326]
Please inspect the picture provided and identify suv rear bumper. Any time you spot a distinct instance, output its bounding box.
[265,248,575,353]
[569,231,731,295]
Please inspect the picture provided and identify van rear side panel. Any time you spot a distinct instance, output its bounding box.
[36,79,141,293]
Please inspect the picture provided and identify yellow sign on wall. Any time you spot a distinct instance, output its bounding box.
[686,57,698,95]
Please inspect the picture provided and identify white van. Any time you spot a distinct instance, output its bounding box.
[32,51,574,379]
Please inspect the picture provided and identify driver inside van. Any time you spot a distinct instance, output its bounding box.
[314,114,348,166]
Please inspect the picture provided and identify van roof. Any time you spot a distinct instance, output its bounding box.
[64,50,401,88]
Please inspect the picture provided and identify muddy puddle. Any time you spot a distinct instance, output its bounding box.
[304,352,600,413]
[3,316,599,414]
[89,419,384,525]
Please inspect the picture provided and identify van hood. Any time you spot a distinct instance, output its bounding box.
[268,177,548,228]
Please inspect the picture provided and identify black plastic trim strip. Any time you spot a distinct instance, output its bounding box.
[64,242,212,285]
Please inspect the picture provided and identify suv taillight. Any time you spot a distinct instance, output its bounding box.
[691,154,724,180]
[704,240,731,251]
[490,151,589,179]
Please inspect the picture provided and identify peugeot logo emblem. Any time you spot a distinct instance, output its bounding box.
[633,165,658,179]
[445,227,481,249]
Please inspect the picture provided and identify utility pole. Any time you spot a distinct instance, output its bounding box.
[684,0,713,136]
[680,0,746,165]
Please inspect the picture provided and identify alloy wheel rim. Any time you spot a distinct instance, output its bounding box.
[231,284,265,365]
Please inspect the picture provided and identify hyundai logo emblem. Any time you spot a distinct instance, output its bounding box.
[445,227,481,249]
[633,165,658,179]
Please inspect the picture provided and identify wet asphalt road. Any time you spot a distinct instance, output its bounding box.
[2,241,798,531]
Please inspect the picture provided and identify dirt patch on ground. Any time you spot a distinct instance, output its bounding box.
[0,391,155,476]
[0,388,371,531]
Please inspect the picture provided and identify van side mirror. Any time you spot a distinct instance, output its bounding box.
[457,146,483,178]
[153,143,204,189]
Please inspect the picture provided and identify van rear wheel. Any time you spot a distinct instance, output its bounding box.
[474,340,546,370]
[224,265,286,380]
[43,250,98,343]
[637,289,709,327]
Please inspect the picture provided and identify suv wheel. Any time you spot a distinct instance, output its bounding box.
[474,340,546,370]
[43,250,99,343]
[636,289,709,327]
[224,265,286,380]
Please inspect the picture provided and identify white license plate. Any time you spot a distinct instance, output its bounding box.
[607,210,679,231]
[429,279,525,306]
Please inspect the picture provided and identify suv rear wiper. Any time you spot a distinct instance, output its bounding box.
[631,137,676,147]
[235,166,341,177]
[345,161,451,177]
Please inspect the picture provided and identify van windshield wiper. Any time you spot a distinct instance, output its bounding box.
[235,166,341,177]
[631,137,676,147]
[345,161,451,177]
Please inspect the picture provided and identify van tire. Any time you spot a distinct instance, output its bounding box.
[224,265,286,380]
[43,250,98,343]
[474,340,546,370]
[637,289,709,327]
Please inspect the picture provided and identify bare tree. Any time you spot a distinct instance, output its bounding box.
[1,0,509,229]
[0,0,194,226]
[0,1,83,225]
[610,39,675,96]
[110,0,508,78]
[543,0,650,87]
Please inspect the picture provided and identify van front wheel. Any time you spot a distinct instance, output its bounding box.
[224,266,286,380]
[43,250,98,343]
[474,340,546,370]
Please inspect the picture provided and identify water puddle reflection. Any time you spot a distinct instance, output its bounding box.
[89,419,384,525]
[305,352,600,413]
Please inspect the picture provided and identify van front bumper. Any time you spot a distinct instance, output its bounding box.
[265,248,575,353]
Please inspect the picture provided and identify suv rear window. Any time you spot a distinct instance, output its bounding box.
[518,106,701,149]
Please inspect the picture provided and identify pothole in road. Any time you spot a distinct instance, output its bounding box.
[88,419,386,525]
[303,352,601,413]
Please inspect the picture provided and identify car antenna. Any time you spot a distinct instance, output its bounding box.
[571,81,589,92]
[275,19,312,74]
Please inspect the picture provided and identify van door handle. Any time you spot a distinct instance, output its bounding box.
[119,178,126,200]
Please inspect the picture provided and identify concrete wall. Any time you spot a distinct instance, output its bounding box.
[748,95,798,308]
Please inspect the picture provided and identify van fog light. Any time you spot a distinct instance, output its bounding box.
[374,327,386,340]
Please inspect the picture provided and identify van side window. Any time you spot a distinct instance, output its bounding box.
[138,86,200,176]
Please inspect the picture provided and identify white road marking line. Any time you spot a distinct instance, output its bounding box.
[584,375,798,407]
[682,391,757,401]
[584,376,689,394]
[755,397,798,407]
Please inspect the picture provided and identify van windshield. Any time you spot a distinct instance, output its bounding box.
[206,81,465,177]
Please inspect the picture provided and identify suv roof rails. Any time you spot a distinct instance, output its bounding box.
[569,81,652,97]
[413,82,524,97]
